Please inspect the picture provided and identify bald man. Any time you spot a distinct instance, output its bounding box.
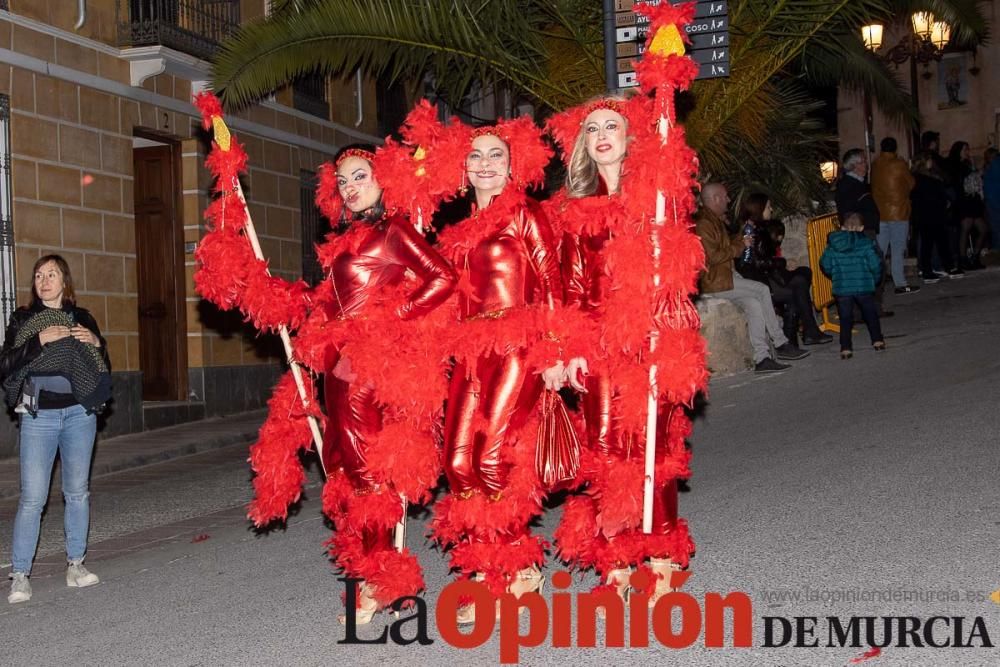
[694,183,809,373]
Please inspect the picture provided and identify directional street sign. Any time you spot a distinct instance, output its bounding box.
[609,0,731,89]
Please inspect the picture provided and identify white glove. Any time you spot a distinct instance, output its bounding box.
[541,360,567,391]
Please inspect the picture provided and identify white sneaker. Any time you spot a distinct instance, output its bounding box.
[8,572,31,603]
[66,560,99,588]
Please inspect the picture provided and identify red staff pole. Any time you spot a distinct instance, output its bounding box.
[209,115,326,474]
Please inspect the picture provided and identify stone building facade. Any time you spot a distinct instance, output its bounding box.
[838,1,999,164]
[0,1,388,457]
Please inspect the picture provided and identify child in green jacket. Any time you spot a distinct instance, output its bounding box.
[820,213,886,359]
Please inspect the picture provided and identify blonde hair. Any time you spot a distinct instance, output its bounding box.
[565,95,630,199]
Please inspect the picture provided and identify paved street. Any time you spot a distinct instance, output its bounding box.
[1,271,999,666]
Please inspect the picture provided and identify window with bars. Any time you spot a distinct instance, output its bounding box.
[0,94,14,342]
[293,72,330,120]
[376,75,408,138]
[300,170,325,286]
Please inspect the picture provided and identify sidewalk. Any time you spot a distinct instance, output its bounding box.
[0,410,266,500]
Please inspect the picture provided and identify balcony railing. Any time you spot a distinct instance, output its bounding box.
[117,0,241,61]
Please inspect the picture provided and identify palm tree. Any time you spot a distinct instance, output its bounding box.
[211,0,987,208]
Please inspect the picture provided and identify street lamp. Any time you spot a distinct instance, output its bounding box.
[861,24,883,51]
[820,160,839,184]
[931,21,951,50]
[911,12,934,41]
[861,13,953,156]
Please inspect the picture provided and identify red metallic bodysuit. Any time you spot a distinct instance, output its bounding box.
[559,180,680,572]
[322,211,456,549]
[432,191,562,592]
[443,194,560,496]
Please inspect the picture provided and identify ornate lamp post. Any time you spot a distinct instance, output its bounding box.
[862,13,953,157]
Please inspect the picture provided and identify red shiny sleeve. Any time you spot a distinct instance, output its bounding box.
[561,231,586,307]
[387,218,458,319]
[520,200,563,306]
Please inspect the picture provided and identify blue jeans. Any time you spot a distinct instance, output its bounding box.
[877,220,909,287]
[835,294,884,352]
[10,404,97,574]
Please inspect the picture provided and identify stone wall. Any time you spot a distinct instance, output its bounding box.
[697,295,754,377]
[0,9,382,456]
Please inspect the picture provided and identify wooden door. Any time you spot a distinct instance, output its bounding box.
[133,145,186,401]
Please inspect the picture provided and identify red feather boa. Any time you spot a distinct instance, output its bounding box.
[546,4,705,575]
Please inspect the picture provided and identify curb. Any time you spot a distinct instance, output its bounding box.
[0,410,265,501]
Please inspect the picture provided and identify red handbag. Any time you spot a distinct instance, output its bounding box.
[535,390,581,490]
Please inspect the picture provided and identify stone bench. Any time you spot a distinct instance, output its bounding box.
[697,294,754,377]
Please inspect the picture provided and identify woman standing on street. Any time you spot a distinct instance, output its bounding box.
[314,145,457,624]
[430,117,564,624]
[547,97,699,608]
[1,255,111,604]
[945,141,988,269]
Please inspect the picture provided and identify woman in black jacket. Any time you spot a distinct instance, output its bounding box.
[945,141,988,270]
[1,254,111,604]
[735,193,831,345]
[912,151,962,281]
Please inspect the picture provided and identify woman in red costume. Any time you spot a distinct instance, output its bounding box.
[318,145,457,624]
[430,118,565,623]
[548,97,699,608]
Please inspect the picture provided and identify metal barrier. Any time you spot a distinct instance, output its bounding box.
[806,213,840,333]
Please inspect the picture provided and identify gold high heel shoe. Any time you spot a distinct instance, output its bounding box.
[647,558,682,607]
[497,567,545,621]
[456,573,486,625]
[509,566,545,598]
[338,582,380,625]
[456,568,545,625]
[598,567,632,619]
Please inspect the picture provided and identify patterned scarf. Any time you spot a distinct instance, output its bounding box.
[3,309,111,412]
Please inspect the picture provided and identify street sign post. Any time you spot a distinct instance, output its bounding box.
[606,0,731,91]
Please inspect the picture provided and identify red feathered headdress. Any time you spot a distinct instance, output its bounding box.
[373,100,470,229]
[545,95,654,167]
[315,161,346,224]
[467,115,552,189]
[316,100,472,228]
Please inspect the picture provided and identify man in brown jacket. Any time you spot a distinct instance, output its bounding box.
[695,183,808,373]
[871,137,919,294]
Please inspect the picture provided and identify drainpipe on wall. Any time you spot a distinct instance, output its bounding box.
[74,0,87,30]
[354,69,364,128]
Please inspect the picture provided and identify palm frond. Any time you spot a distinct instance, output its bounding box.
[800,35,915,125]
[688,0,895,146]
[212,0,569,110]
[532,0,606,108]
[895,0,990,47]
[706,80,834,212]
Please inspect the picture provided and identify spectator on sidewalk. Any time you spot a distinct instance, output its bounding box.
[984,147,1000,251]
[820,214,886,360]
[922,130,948,173]
[871,137,919,293]
[0,255,111,604]
[695,183,809,374]
[735,193,831,345]
[912,151,963,282]
[834,148,891,315]
[945,141,987,270]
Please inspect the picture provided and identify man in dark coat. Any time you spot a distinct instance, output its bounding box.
[834,148,890,315]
